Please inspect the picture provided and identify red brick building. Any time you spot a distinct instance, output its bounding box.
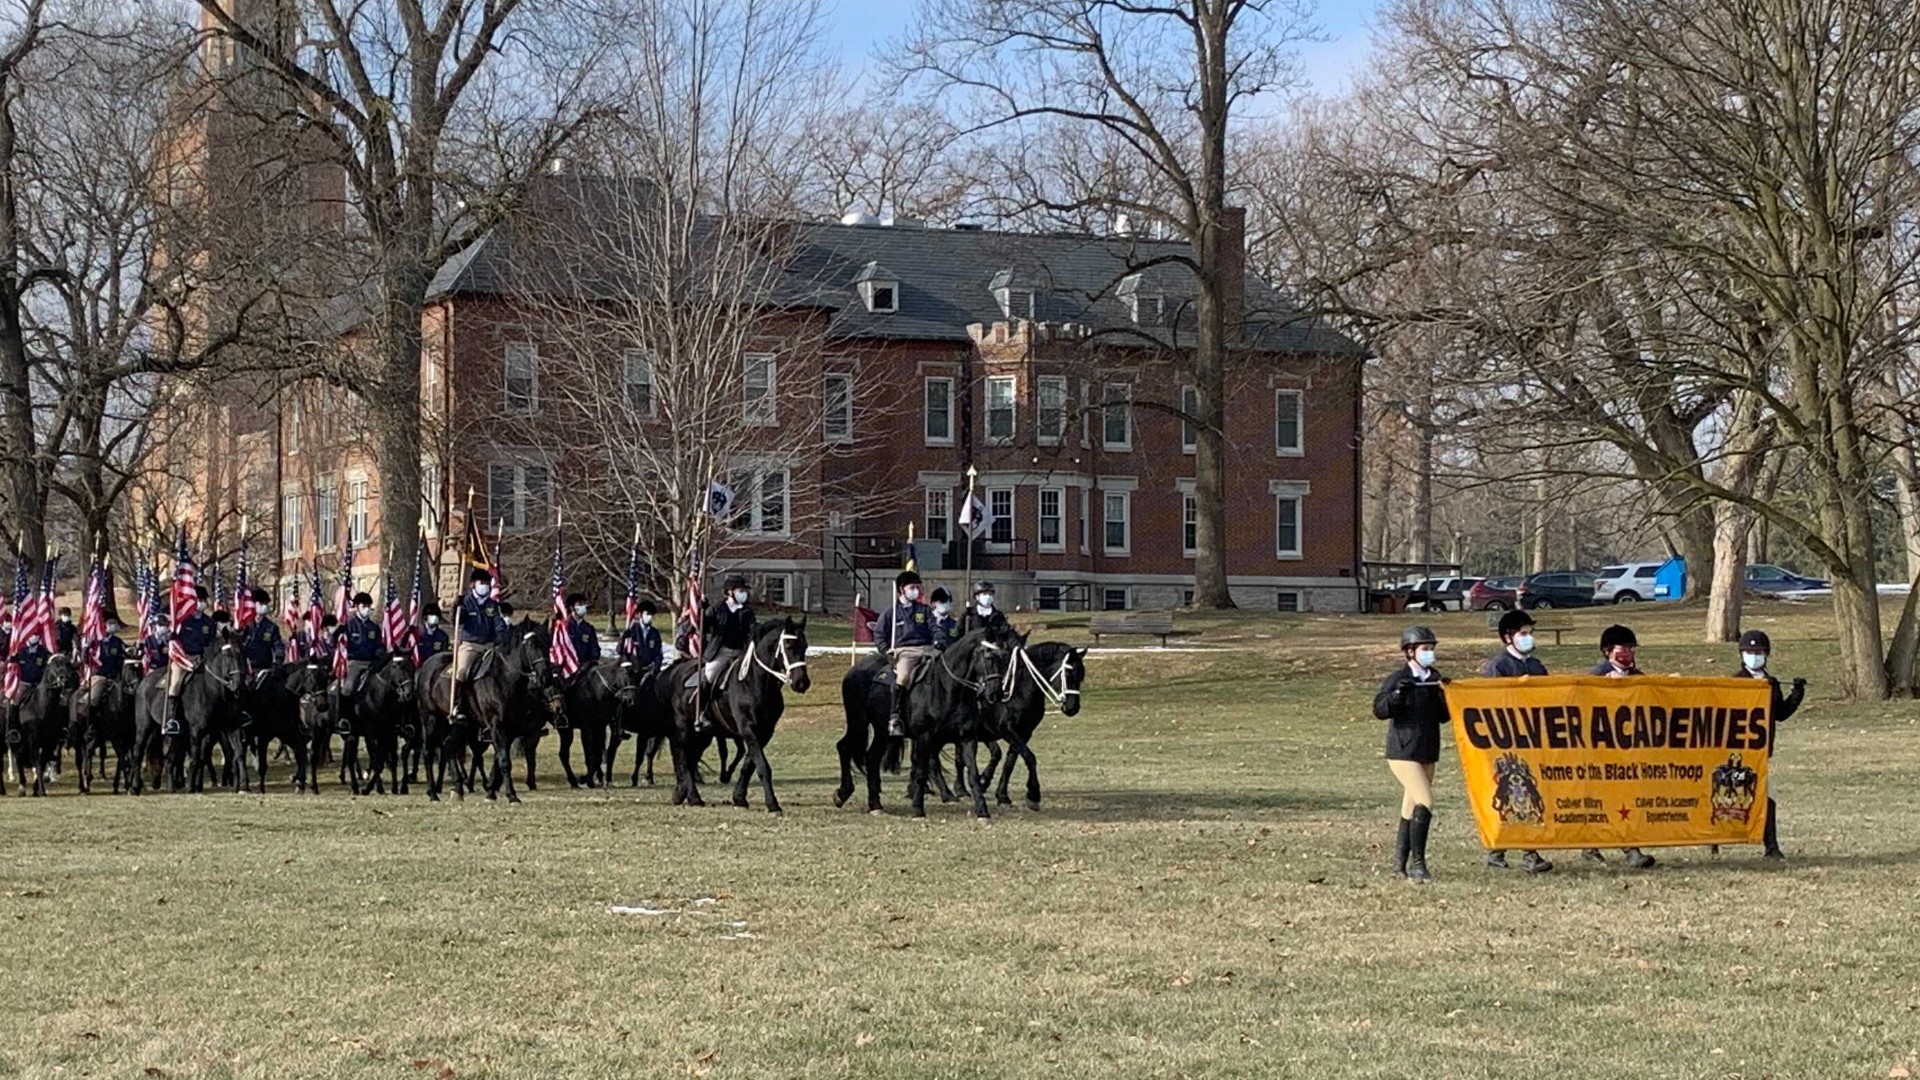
[243,182,1365,615]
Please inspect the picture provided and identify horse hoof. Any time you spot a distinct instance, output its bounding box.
[939,794,958,804]
[566,779,581,789]
[996,796,1013,806]
[832,790,849,808]
[1025,800,1041,812]
[767,806,783,816]
[911,808,927,819]
[731,797,749,809]
[868,806,883,815]
[507,793,522,805]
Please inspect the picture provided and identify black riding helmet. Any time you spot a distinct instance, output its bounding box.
[722,573,749,592]
[1739,629,1771,652]
[567,592,587,607]
[251,587,271,604]
[422,602,442,618]
[1400,625,1438,650]
[352,591,373,607]
[1496,609,1535,641]
[470,567,493,584]
[1600,625,1638,652]
[895,569,922,590]
[929,587,952,604]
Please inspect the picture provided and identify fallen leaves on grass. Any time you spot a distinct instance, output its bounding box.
[855,1033,874,1048]
[409,1058,456,1080]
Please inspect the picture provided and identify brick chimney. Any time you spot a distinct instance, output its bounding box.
[1218,205,1246,337]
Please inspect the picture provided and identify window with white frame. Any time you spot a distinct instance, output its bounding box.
[346,476,369,546]
[420,461,441,536]
[624,349,656,416]
[281,490,303,554]
[822,372,853,444]
[1275,491,1303,558]
[1080,380,1093,446]
[997,287,1034,319]
[1037,585,1063,611]
[1102,587,1130,611]
[488,461,550,530]
[743,353,776,424]
[1182,588,1195,606]
[1036,376,1067,445]
[725,466,790,536]
[504,343,538,412]
[1102,382,1132,450]
[314,480,337,550]
[1103,490,1130,554]
[1037,487,1064,551]
[1275,389,1304,456]
[1276,590,1302,613]
[1079,489,1090,553]
[924,377,954,445]
[924,488,951,544]
[988,488,1014,544]
[761,573,792,606]
[1182,492,1197,556]
[986,376,1016,444]
[1181,385,1198,453]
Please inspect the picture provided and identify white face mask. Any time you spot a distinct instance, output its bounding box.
[573,604,587,618]
[1414,647,1437,668]
[976,595,995,612]
[473,584,490,598]
[426,616,439,628]
[1513,633,1536,655]
[732,589,750,605]
[904,585,922,602]
[356,607,371,620]
[640,613,654,627]
[1742,652,1768,672]
[933,602,951,616]
[59,615,70,623]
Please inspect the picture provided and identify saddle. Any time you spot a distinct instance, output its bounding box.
[874,657,933,692]
[462,647,502,682]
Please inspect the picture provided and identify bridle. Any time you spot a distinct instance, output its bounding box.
[1004,646,1079,711]
[940,638,1004,695]
[751,630,808,685]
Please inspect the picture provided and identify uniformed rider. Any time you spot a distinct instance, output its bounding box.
[565,592,600,671]
[240,588,285,682]
[334,592,384,734]
[1373,625,1446,883]
[620,600,664,668]
[701,574,756,686]
[929,587,961,651]
[960,580,1009,637]
[452,569,504,722]
[872,569,936,738]
[416,602,451,663]
[163,585,216,736]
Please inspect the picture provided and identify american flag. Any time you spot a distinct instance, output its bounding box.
[32,555,58,653]
[210,561,226,614]
[3,558,27,699]
[234,549,255,630]
[680,550,704,662]
[623,539,642,627]
[547,536,580,677]
[81,558,106,674]
[307,567,325,651]
[335,534,354,625]
[407,537,425,630]
[135,565,154,637]
[282,572,304,661]
[383,573,407,650]
[168,530,197,668]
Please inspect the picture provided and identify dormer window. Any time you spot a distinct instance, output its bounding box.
[853,261,899,313]
[1130,294,1164,326]
[996,287,1034,319]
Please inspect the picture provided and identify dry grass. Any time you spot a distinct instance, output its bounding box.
[2,603,1917,1079]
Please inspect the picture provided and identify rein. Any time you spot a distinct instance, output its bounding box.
[940,638,1003,694]
[1007,647,1078,711]
[749,631,808,686]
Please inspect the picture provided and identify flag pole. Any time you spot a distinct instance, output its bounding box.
[963,464,978,609]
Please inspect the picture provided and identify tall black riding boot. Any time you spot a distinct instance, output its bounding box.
[1394,818,1411,877]
[887,685,907,738]
[1405,806,1434,883]
[1762,798,1783,859]
[162,695,181,736]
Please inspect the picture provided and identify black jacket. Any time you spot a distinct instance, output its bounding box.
[1483,650,1549,677]
[1733,667,1803,745]
[702,602,755,659]
[961,607,1009,637]
[1372,665,1447,728]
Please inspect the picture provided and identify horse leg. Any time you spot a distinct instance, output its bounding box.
[1017,739,1041,810]
[979,740,1005,791]
[678,735,706,807]
[908,738,930,819]
[863,720,886,814]
[585,722,607,788]
[521,734,538,792]
[734,728,779,814]
[833,720,860,809]
[717,736,737,785]
[641,736,659,786]
[558,726,579,788]
[960,738,990,819]
[932,744,958,803]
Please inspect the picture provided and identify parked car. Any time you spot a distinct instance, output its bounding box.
[1516,571,1601,609]
[1468,576,1521,611]
[1593,562,1664,604]
[1745,564,1830,594]
[1406,576,1484,613]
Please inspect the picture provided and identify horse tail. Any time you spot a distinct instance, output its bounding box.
[882,732,903,774]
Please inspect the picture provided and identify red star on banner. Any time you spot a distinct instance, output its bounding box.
[1617,806,1633,821]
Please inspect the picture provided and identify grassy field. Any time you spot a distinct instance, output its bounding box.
[2,603,1917,1079]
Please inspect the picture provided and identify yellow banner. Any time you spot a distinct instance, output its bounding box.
[1445,675,1773,850]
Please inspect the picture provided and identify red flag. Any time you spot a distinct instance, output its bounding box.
[547,537,580,677]
[167,532,197,669]
[383,575,407,651]
[851,603,879,645]
[282,573,304,661]
[680,566,704,661]
[81,559,106,674]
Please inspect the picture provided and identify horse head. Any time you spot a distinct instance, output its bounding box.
[383,651,417,704]
[1054,645,1089,717]
[43,652,78,695]
[961,629,1016,706]
[512,622,560,713]
[753,615,811,695]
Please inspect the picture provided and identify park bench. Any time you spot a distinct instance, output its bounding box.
[1089,611,1175,646]
[1485,611,1571,646]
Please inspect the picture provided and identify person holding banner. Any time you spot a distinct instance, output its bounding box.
[1373,625,1447,883]
[1734,630,1803,859]
[1583,625,1658,869]
[1479,610,1554,874]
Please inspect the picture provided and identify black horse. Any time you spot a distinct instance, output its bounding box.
[665,616,811,813]
[558,658,636,788]
[970,641,1088,810]
[488,620,559,800]
[129,645,246,794]
[417,620,554,803]
[338,653,417,795]
[10,654,80,796]
[68,666,137,794]
[414,650,473,801]
[835,629,1016,818]
[243,659,329,793]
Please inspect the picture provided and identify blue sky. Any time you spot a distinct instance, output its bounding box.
[826,0,1384,97]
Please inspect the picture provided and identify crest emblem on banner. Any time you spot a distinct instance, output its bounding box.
[1710,754,1760,824]
[1490,752,1545,824]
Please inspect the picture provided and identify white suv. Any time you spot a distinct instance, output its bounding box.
[1593,563,1663,604]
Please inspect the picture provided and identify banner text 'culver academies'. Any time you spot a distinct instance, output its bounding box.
[1456,702,1772,754]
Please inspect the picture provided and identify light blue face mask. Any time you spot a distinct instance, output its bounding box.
[1414,647,1437,668]
[1742,652,1768,672]
[1513,633,1536,655]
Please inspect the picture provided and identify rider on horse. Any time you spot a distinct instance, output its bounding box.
[240,588,285,686]
[871,569,936,738]
[565,592,600,669]
[416,602,451,663]
[960,581,1009,637]
[335,593,384,733]
[929,588,961,650]
[620,599,664,667]
[162,585,216,736]
[4,628,51,745]
[451,568,506,722]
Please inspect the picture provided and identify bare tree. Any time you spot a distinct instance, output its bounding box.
[896,0,1318,607]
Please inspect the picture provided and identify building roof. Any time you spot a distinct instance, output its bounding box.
[422,177,1360,356]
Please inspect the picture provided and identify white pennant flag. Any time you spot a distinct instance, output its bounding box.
[958,493,992,540]
[705,480,736,519]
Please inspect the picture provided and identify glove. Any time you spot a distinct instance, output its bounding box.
[1388,685,1408,707]
[1791,677,1806,693]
